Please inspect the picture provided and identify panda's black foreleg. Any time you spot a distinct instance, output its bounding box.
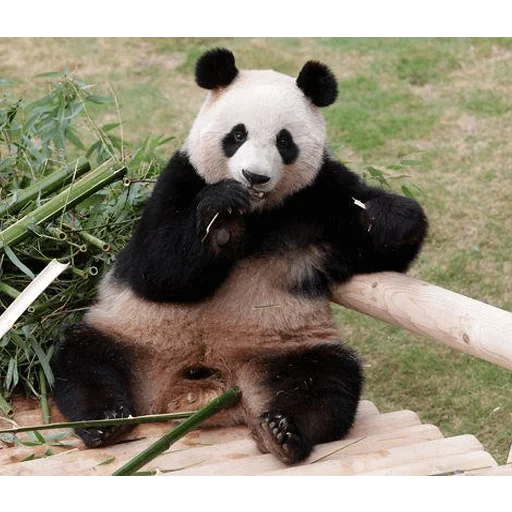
[243,342,363,464]
[52,322,135,448]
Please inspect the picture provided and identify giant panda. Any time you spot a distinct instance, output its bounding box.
[52,48,428,464]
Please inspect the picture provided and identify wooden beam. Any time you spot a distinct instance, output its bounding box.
[331,272,512,371]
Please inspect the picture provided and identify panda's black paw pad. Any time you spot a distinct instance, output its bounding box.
[260,411,311,464]
[76,405,133,448]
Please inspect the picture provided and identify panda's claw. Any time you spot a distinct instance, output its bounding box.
[75,404,134,448]
[257,411,311,464]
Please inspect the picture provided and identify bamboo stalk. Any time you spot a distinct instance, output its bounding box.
[0,158,90,218]
[112,387,241,476]
[0,411,195,434]
[78,231,111,252]
[0,162,126,252]
[0,281,20,300]
[39,369,51,424]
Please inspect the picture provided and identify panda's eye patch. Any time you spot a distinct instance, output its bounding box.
[222,123,248,158]
[276,129,299,165]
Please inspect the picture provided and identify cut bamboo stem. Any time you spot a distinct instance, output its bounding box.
[0,158,90,218]
[112,386,241,476]
[0,162,126,252]
[78,231,110,252]
[0,259,69,339]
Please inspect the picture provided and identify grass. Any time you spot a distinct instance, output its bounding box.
[0,37,511,464]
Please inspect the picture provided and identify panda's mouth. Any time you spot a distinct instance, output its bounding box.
[248,189,268,201]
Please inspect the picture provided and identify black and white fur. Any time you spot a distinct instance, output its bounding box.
[52,49,428,464]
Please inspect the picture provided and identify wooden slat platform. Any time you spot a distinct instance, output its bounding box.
[0,399,506,476]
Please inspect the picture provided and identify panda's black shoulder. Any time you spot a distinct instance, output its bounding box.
[290,153,363,209]
[145,150,206,216]
[314,154,362,195]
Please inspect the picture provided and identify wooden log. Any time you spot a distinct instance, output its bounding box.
[332,272,512,371]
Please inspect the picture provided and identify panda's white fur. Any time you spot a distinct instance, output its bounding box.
[184,70,327,208]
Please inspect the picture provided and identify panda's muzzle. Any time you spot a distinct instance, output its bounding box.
[242,170,270,186]
[242,170,271,201]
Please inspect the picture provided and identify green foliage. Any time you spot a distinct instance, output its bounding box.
[0,71,171,408]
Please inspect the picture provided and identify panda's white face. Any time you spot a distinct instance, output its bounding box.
[184,70,328,209]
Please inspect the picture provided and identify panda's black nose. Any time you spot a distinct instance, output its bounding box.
[242,170,270,186]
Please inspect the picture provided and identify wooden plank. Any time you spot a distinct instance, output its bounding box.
[464,464,512,480]
[0,443,75,466]
[0,414,428,476]
[332,272,512,371]
[0,425,251,476]
[0,400,379,471]
[0,409,414,475]
[356,451,496,476]
[264,435,487,476]
[167,423,443,476]
[347,410,421,438]
[149,423,442,474]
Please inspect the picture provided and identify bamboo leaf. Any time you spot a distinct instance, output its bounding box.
[400,159,421,166]
[401,184,415,198]
[31,340,54,387]
[98,457,116,466]
[33,71,66,79]
[102,123,120,132]
[4,246,35,279]
[65,126,85,150]
[86,95,112,104]
[33,430,46,444]
[5,358,17,390]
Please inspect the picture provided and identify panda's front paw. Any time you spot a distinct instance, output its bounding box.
[196,180,251,246]
[255,411,312,464]
[75,404,134,448]
[363,195,428,248]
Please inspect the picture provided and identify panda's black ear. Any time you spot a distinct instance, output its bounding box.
[195,48,239,90]
[296,61,338,107]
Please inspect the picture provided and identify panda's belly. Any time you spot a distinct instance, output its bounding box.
[85,251,339,415]
[197,251,337,342]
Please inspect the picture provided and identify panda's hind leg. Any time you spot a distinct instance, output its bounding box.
[52,322,135,448]
[239,342,363,464]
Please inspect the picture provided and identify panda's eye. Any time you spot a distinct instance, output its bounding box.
[276,135,289,148]
[234,130,246,142]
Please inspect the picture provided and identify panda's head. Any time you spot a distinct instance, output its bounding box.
[183,48,338,209]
